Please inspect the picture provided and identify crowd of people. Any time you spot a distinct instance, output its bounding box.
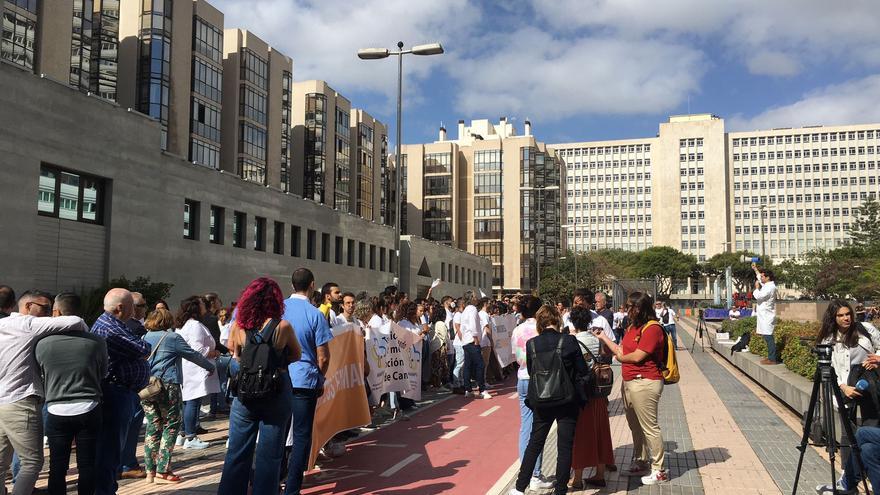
[0,269,689,495]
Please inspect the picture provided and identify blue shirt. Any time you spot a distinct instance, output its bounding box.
[143,330,215,385]
[91,312,151,390]
[283,294,333,389]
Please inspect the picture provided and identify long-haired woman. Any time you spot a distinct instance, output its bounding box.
[218,278,301,495]
[593,292,667,485]
[176,296,220,450]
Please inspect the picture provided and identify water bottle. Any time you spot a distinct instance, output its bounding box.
[857,379,870,392]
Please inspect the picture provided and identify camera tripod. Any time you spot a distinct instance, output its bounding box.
[690,312,709,353]
[792,349,871,495]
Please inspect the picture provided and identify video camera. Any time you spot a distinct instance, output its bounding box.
[812,343,833,365]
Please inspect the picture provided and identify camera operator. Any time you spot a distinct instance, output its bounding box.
[815,300,880,494]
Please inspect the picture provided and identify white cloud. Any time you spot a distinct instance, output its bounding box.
[745,50,800,77]
[531,0,880,76]
[451,28,705,122]
[729,74,880,130]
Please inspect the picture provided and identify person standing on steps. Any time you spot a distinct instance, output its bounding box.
[752,264,778,365]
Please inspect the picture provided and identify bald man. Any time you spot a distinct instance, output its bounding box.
[0,290,89,495]
[91,288,151,495]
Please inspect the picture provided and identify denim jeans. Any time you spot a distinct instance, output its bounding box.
[211,355,231,413]
[462,343,486,393]
[283,388,320,495]
[763,334,777,362]
[517,379,542,478]
[855,426,880,490]
[453,344,465,387]
[46,407,102,495]
[95,383,139,495]
[663,324,677,347]
[183,397,202,438]
[218,378,293,495]
[120,403,144,471]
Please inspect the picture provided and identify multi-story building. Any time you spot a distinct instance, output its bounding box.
[221,29,292,186]
[402,118,563,294]
[291,80,352,209]
[551,113,880,262]
[350,108,387,222]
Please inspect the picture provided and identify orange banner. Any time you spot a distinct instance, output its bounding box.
[308,323,371,469]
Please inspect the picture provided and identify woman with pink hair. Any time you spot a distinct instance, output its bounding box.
[218,278,301,495]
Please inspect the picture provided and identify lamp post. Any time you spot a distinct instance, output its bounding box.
[358,41,444,287]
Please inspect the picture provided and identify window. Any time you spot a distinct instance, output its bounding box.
[273,221,284,254]
[291,225,301,257]
[424,153,452,174]
[233,211,246,248]
[369,245,376,270]
[359,242,366,268]
[347,239,355,266]
[2,8,38,71]
[321,232,330,262]
[253,216,266,251]
[209,206,224,244]
[380,247,387,271]
[37,165,106,224]
[239,48,268,89]
[306,229,316,260]
[183,199,199,240]
[335,236,343,264]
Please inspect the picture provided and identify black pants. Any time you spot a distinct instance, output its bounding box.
[515,403,580,495]
[45,406,102,495]
[462,343,486,393]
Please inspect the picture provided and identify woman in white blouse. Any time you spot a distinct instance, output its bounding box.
[175,296,219,450]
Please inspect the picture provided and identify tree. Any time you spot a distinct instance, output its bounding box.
[702,251,769,292]
[849,195,880,249]
[632,247,698,299]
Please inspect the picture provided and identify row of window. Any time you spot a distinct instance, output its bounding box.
[735,208,852,219]
[735,162,878,175]
[734,223,851,234]
[565,159,652,169]
[679,138,704,147]
[734,176,880,190]
[734,147,876,161]
[732,131,878,147]
[565,186,653,195]
[568,172,652,182]
[567,214,653,224]
[576,229,654,238]
[557,144,652,156]
[182,200,395,271]
[733,191,876,205]
[679,153,704,162]
[439,261,488,288]
[568,200,653,210]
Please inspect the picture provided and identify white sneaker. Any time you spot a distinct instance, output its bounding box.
[183,437,209,450]
[43,436,48,448]
[225,439,229,449]
[464,391,473,398]
[529,475,553,490]
[816,480,856,494]
[641,470,668,485]
[507,489,525,495]
[480,391,492,400]
[175,435,185,447]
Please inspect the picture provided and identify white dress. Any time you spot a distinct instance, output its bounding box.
[178,318,220,401]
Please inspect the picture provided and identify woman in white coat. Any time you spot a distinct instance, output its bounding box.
[175,296,220,450]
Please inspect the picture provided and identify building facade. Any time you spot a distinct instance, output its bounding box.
[402,118,563,294]
[350,108,387,222]
[551,114,880,262]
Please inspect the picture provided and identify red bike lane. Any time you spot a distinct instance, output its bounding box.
[302,378,520,495]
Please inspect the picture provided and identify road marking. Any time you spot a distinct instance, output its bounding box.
[368,443,407,448]
[441,426,468,439]
[480,406,501,417]
[508,392,519,399]
[380,453,422,477]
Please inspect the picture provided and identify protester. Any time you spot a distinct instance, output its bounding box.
[282,269,332,495]
[594,291,668,485]
[613,305,627,343]
[142,308,216,483]
[451,298,466,394]
[509,304,589,495]
[318,282,341,323]
[120,291,149,480]
[154,300,169,311]
[175,296,220,450]
[478,298,495,384]
[36,292,107,495]
[218,277,301,495]
[0,285,15,318]
[594,292,614,324]
[336,292,355,325]
[0,290,90,495]
[91,288,151,495]
[428,301,449,388]
[567,306,614,489]
[655,301,679,350]
[752,264,778,365]
[203,293,231,418]
[460,292,491,399]
[509,295,553,491]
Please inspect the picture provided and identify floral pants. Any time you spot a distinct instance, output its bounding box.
[141,382,183,473]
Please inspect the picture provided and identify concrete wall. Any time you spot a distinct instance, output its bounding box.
[774,301,832,322]
[0,63,397,304]
[400,236,492,300]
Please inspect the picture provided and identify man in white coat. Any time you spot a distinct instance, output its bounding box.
[752,264,778,365]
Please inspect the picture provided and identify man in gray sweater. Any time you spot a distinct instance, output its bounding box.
[35,293,108,495]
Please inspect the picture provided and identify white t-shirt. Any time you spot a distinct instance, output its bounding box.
[452,311,463,347]
[591,315,615,342]
[47,401,99,416]
[398,319,420,334]
[219,321,232,347]
[459,305,481,345]
[335,313,352,326]
[612,311,625,330]
[367,314,384,332]
[479,310,492,347]
[656,307,676,325]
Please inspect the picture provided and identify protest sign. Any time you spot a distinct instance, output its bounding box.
[397,325,423,401]
[491,314,516,368]
[307,323,371,469]
[364,322,411,404]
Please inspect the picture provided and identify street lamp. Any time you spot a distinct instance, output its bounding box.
[751,204,767,259]
[358,41,444,287]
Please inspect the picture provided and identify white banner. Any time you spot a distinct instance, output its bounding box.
[491,314,517,368]
[364,322,423,404]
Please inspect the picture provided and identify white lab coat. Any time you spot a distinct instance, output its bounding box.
[753,280,777,335]
[178,318,220,401]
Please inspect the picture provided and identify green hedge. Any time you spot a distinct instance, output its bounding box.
[720,316,818,379]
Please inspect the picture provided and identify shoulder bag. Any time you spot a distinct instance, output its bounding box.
[138,332,170,401]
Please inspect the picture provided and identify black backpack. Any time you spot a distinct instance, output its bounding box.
[527,333,577,409]
[234,319,285,401]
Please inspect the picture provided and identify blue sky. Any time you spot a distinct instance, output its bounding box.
[214,0,880,146]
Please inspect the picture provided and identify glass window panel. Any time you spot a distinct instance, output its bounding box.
[38,168,57,214]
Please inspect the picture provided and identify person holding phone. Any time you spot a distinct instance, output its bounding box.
[592,292,667,486]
